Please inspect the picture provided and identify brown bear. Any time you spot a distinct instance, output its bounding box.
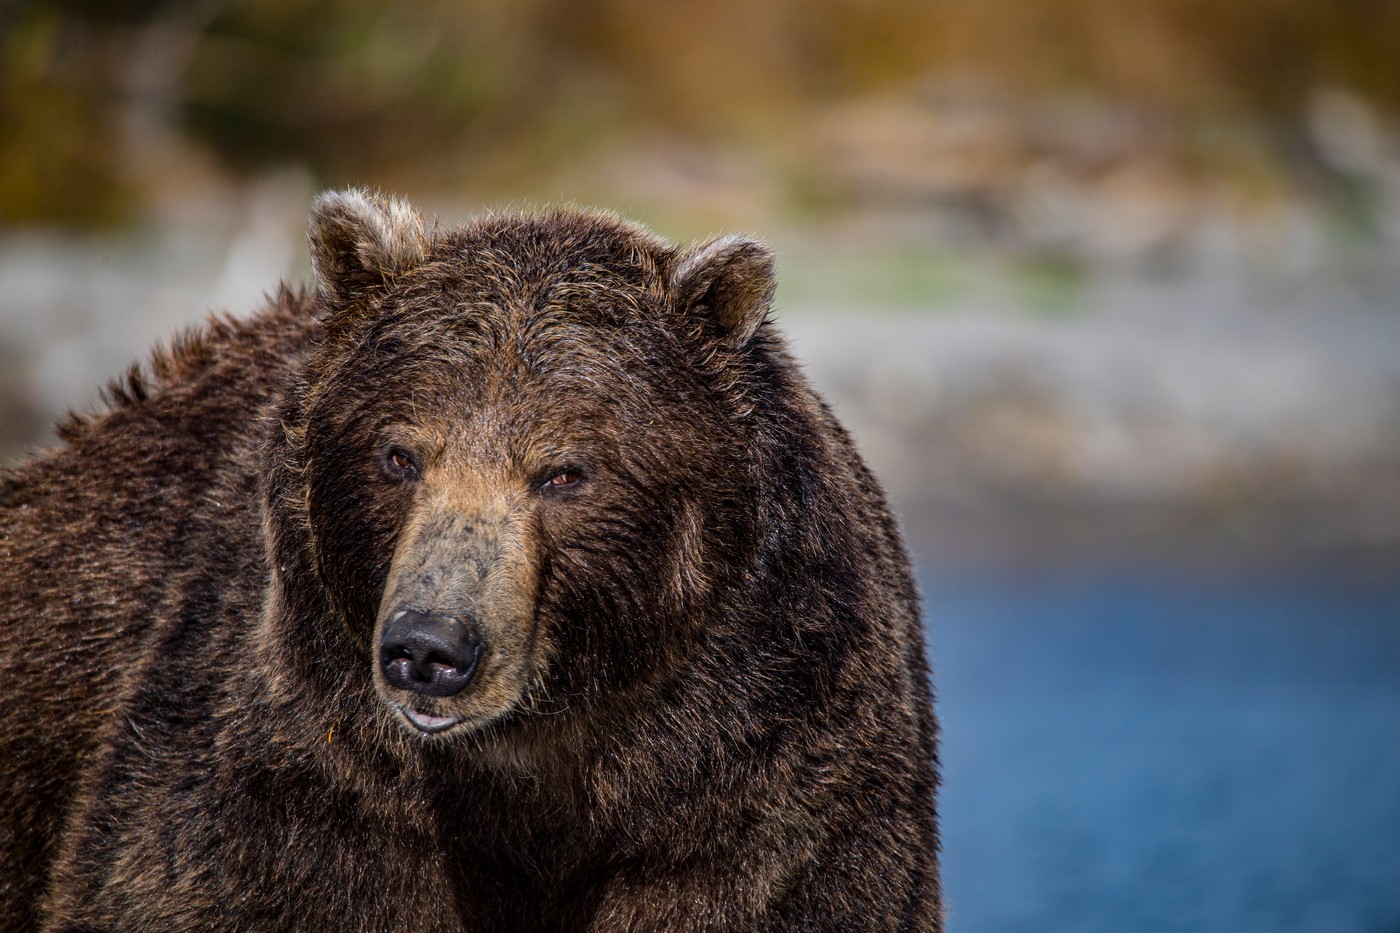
[0,189,941,931]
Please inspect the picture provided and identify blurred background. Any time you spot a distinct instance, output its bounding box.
[2,1,1399,929]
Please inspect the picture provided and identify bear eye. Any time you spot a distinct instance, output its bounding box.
[540,468,583,493]
[383,447,422,481]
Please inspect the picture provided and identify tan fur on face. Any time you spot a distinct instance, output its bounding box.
[373,463,545,736]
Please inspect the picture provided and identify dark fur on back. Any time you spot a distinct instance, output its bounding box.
[0,191,940,931]
[0,291,319,929]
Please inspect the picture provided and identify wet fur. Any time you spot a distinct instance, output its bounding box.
[0,192,941,931]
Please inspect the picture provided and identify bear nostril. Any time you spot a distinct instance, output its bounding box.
[378,609,482,698]
[383,656,416,687]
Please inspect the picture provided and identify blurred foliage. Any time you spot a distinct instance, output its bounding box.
[0,6,136,224]
[1,0,1398,226]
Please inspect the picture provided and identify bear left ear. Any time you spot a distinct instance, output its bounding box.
[670,235,776,350]
[307,188,431,306]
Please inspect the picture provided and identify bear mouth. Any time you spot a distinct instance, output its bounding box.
[399,706,461,734]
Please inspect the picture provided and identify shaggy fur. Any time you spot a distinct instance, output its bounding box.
[0,189,941,932]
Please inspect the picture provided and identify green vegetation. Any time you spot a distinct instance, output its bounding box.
[2,0,1397,227]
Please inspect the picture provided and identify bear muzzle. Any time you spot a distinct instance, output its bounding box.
[374,498,540,735]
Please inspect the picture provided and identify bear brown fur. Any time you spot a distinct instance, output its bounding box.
[0,190,942,931]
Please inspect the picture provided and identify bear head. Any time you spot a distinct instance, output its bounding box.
[264,189,781,746]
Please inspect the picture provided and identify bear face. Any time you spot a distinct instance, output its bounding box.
[281,190,776,744]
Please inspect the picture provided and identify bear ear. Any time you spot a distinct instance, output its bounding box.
[307,188,431,305]
[670,235,776,350]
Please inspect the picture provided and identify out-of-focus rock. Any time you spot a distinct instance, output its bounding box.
[0,174,311,464]
[783,262,1400,566]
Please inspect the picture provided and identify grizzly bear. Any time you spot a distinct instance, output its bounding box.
[0,189,941,931]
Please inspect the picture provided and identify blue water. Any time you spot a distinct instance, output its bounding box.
[925,571,1400,933]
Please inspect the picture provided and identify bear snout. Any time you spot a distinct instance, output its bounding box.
[378,608,483,698]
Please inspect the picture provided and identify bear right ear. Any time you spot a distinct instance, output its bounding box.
[307,188,431,306]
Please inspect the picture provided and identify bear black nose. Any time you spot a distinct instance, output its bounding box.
[379,609,482,697]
